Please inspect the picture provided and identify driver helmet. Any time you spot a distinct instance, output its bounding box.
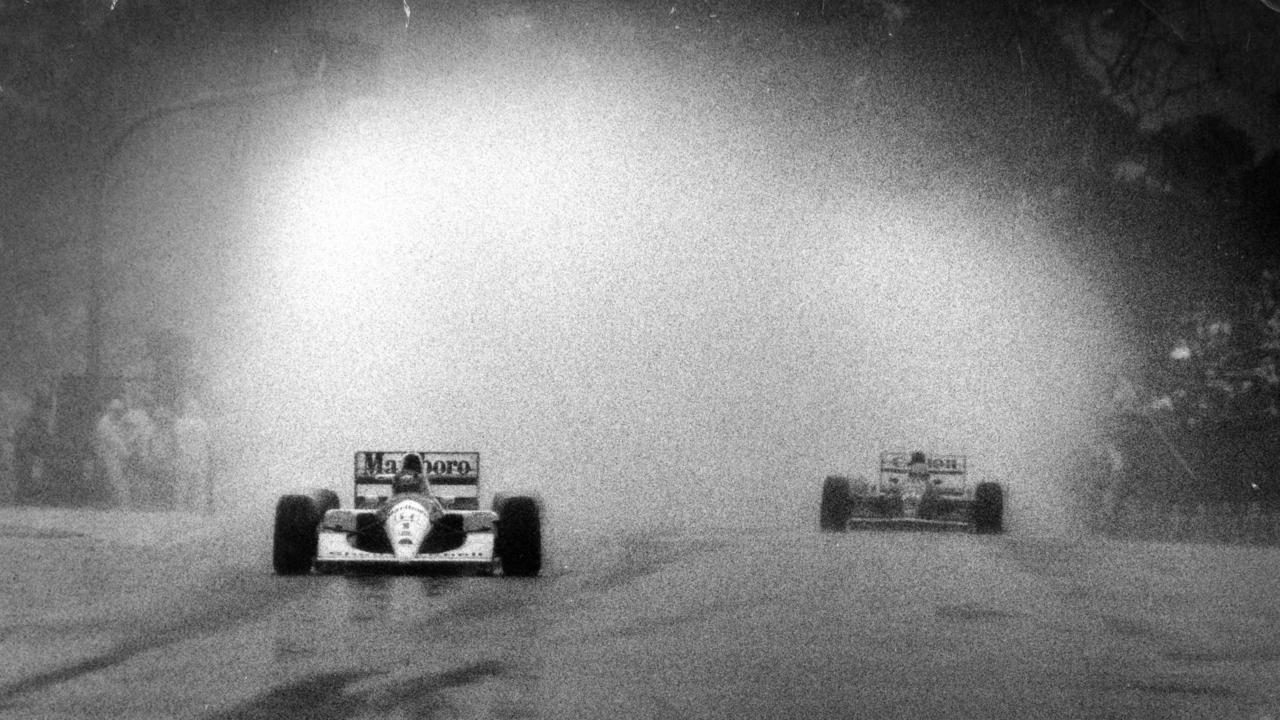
[392,453,427,495]
[401,453,424,475]
[392,470,426,495]
[908,451,929,481]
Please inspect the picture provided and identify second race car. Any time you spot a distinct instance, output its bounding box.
[820,450,1004,533]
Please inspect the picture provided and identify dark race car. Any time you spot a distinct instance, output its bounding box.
[820,451,1004,533]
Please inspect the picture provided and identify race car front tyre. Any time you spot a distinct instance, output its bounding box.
[495,495,542,577]
[917,488,941,521]
[273,495,321,575]
[971,482,1004,534]
[491,492,508,516]
[820,476,852,531]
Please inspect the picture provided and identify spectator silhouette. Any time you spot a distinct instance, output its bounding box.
[95,399,130,508]
[121,392,156,508]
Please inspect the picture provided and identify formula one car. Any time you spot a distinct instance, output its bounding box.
[819,451,1003,533]
[272,451,542,576]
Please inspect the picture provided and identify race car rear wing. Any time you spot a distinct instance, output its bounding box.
[879,451,966,476]
[354,451,480,509]
[878,451,967,491]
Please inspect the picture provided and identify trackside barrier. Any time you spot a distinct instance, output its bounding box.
[1100,500,1280,546]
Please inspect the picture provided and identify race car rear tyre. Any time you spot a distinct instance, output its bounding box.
[917,488,941,521]
[273,495,321,575]
[495,496,542,577]
[820,476,852,531]
[971,482,1004,534]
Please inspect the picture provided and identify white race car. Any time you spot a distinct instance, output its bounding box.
[820,451,1004,533]
[272,451,542,576]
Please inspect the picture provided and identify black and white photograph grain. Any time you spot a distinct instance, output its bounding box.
[2,0,1279,718]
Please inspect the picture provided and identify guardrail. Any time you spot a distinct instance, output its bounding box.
[1095,500,1280,546]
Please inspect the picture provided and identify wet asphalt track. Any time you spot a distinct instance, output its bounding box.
[1,513,1279,720]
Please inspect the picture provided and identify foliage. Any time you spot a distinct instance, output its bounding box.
[1104,264,1280,502]
[1151,113,1257,199]
[1057,0,1280,131]
[1,0,1278,480]
[1145,273,1280,426]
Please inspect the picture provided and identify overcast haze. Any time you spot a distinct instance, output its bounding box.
[78,3,1125,532]
[6,4,1280,716]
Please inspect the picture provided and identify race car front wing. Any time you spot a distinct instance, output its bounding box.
[844,517,974,531]
[313,528,497,573]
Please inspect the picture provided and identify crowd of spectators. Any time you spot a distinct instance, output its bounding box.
[0,384,211,511]
[1137,269,1280,428]
[1101,267,1280,506]
[92,389,212,511]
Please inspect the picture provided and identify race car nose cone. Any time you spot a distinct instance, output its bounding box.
[385,499,432,560]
